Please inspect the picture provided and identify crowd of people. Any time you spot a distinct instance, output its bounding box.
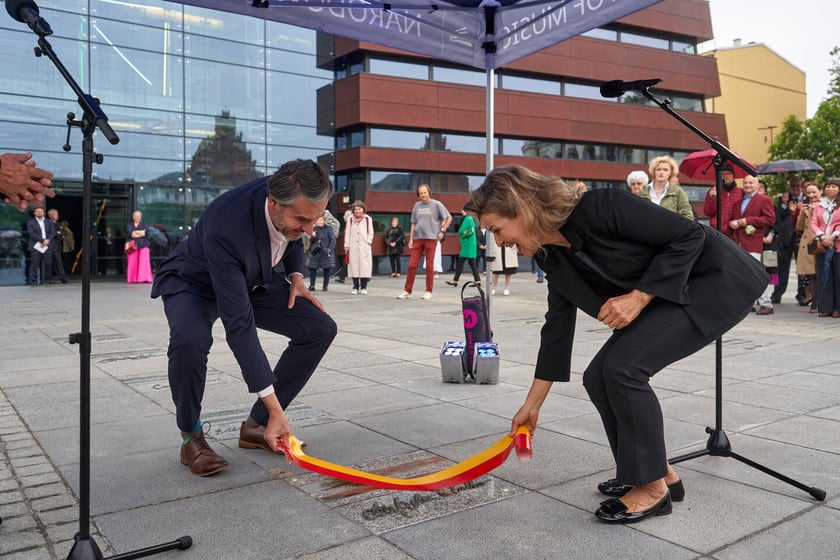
[625,159,839,317]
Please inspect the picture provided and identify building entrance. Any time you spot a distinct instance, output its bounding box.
[46,180,134,282]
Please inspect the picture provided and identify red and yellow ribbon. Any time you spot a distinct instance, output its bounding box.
[279,426,532,491]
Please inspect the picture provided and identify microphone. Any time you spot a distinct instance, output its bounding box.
[6,0,52,36]
[599,78,662,98]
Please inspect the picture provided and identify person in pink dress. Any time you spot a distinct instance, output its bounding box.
[126,210,154,283]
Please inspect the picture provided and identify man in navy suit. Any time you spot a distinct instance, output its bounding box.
[26,206,55,286]
[152,159,337,476]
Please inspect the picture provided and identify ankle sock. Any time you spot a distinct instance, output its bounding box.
[181,421,204,444]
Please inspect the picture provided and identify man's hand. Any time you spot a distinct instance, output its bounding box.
[597,289,653,330]
[287,273,326,312]
[0,152,55,211]
[263,399,291,452]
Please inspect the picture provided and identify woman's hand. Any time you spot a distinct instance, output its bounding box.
[597,289,653,330]
[510,379,553,437]
[511,402,540,438]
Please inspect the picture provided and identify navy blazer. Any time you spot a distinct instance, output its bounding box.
[534,189,767,383]
[26,216,55,250]
[151,176,305,392]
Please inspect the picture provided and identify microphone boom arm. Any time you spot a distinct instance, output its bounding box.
[639,88,755,177]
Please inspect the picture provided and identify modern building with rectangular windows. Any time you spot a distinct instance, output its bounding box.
[318,0,727,262]
[0,0,331,283]
[1,0,725,282]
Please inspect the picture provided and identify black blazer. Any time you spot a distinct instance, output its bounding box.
[534,189,767,382]
[26,216,55,250]
[151,176,305,392]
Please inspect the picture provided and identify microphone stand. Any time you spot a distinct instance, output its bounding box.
[638,87,825,501]
[19,21,194,560]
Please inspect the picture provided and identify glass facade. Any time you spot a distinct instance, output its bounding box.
[0,1,331,283]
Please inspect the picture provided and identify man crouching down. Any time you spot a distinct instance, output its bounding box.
[152,159,337,476]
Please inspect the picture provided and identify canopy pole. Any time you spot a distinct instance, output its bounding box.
[486,66,494,173]
[482,5,497,314]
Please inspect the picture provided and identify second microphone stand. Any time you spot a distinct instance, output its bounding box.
[639,87,825,501]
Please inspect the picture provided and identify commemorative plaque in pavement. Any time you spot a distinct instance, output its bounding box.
[287,450,526,533]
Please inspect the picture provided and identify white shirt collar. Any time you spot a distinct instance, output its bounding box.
[264,198,289,267]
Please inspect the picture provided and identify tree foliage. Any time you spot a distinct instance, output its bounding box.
[765,46,840,193]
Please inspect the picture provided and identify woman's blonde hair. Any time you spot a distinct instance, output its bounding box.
[648,155,679,181]
[464,165,586,237]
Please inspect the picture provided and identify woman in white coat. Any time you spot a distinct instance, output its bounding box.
[345,200,374,294]
[491,238,519,295]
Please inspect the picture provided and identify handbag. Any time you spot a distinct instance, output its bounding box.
[761,250,778,267]
[123,240,137,254]
[807,238,825,255]
[460,282,493,378]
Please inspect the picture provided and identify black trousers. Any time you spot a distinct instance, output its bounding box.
[28,248,50,285]
[772,243,795,301]
[49,247,66,281]
[309,267,331,290]
[815,252,840,313]
[452,256,479,282]
[162,274,337,433]
[389,254,401,274]
[582,300,746,486]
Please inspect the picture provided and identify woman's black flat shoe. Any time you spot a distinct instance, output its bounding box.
[595,491,672,524]
[597,478,685,502]
[597,478,630,497]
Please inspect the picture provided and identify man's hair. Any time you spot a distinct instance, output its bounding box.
[416,183,431,196]
[267,159,333,205]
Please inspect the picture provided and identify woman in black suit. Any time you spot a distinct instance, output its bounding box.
[464,165,767,524]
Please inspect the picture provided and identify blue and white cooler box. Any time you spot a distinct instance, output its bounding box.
[440,341,467,383]
[440,341,499,384]
[472,341,499,384]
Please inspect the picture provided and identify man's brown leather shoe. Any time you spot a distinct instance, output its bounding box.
[180,432,229,476]
[756,306,774,315]
[238,422,306,454]
[238,421,282,454]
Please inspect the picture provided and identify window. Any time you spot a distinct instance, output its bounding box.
[564,82,602,100]
[433,66,487,87]
[501,74,560,95]
[619,31,669,50]
[369,58,428,80]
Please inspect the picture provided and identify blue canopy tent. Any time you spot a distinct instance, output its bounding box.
[169,0,663,310]
[171,0,662,172]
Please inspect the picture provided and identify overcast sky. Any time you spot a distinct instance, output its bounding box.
[699,0,837,118]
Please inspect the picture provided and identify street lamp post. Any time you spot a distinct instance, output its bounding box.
[759,124,778,145]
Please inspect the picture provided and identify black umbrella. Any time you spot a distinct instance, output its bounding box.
[756,159,824,174]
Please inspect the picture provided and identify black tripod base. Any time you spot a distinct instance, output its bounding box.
[66,534,192,560]
[669,427,827,502]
